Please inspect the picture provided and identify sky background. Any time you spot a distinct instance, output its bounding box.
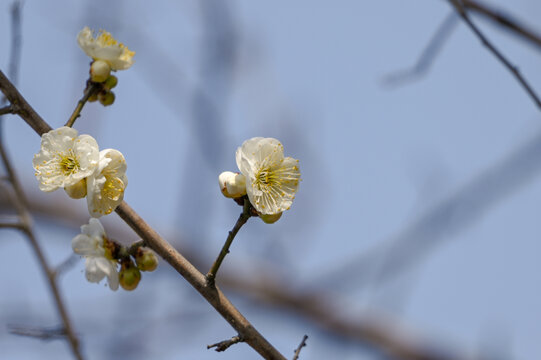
[1,0,541,359]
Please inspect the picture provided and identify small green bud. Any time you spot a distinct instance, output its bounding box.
[90,60,111,83]
[98,91,115,106]
[88,92,98,102]
[259,212,282,224]
[103,75,118,90]
[135,248,158,272]
[119,261,141,291]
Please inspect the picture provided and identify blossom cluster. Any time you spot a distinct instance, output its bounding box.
[219,137,301,223]
[72,218,157,291]
[77,27,135,106]
[33,126,127,217]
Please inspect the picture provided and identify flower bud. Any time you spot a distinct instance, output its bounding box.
[90,60,111,82]
[98,91,115,106]
[219,171,247,198]
[135,248,158,272]
[103,75,118,90]
[259,212,282,224]
[119,261,141,291]
[64,178,87,199]
[88,93,98,102]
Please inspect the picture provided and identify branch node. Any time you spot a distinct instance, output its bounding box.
[207,335,244,352]
[292,335,308,360]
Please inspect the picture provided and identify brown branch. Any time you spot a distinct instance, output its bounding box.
[463,0,541,50]
[115,203,285,359]
[5,195,482,360]
[292,335,308,360]
[448,0,541,110]
[0,105,15,115]
[0,70,52,135]
[0,68,286,359]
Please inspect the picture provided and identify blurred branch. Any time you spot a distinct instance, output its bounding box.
[0,68,286,360]
[320,128,541,291]
[383,12,458,86]
[385,1,541,87]
[463,0,541,50]
[9,324,67,341]
[448,0,541,110]
[292,335,308,360]
[0,3,83,360]
[0,117,84,360]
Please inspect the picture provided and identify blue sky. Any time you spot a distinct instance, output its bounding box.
[1,1,541,359]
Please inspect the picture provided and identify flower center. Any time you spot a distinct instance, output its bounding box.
[58,150,80,176]
[103,176,125,202]
[254,167,280,189]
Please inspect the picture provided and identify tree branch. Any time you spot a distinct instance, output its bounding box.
[0,68,286,360]
[449,0,541,110]
[463,0,541,50]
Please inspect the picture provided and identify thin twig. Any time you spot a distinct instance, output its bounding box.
[65,82,100,128]
[463,0,541,50]
[206,198,252,286]
[207,335,244,352]
[292,335,308,360]
[449,0,541,110]
[0,105,15,115]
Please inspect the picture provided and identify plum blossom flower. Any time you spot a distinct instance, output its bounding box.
[33,127,99,192]
[77,27,134,71]
[72,218,119,290]
[235,137,300,215]
[86,149,128,217]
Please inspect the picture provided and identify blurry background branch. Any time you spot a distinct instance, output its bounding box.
[386,0,541,87]
[0,2,83,360]
[448,0,541,110]
[319,128,541,291]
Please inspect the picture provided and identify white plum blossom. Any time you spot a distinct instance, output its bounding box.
[218,171,246,198]
[77,26,134,82]
[33,127,99,192]
[87,149,128,217]
[72,218,119,290]
[235,137,300,215]
[77,27,135,71]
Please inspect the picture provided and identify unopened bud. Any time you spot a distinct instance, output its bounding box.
[259,212,282,224]
[219,171,247,198]
[119,261,141,291]
[135,248,158,272]
[88,92,98,102]
[90,60,111,83]
[98,91,115,106]
[103,75,118,90]
[64,179,87,199]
